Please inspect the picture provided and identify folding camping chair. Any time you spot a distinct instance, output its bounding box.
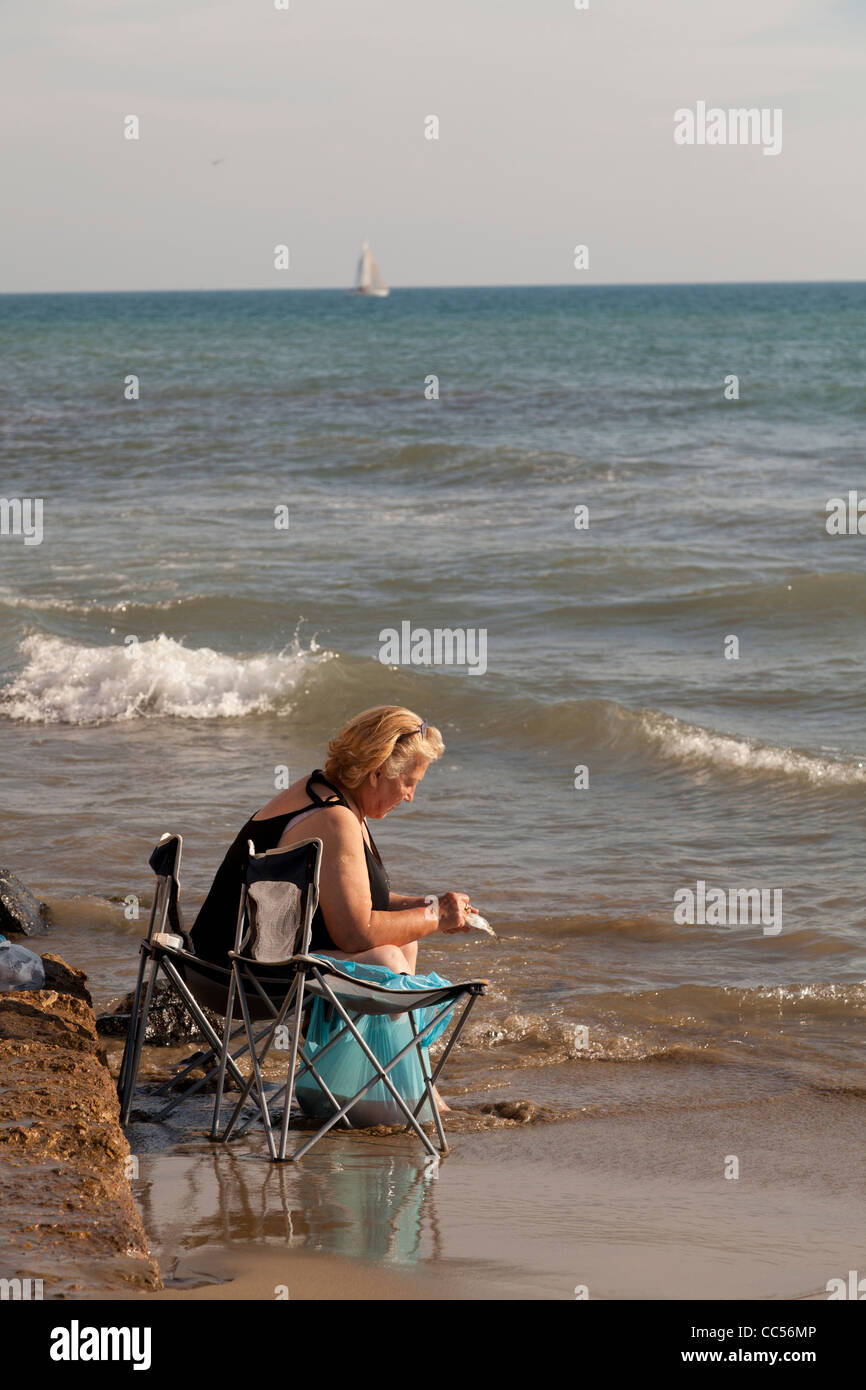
[117,833,321,1128]
[215,843,487,1162]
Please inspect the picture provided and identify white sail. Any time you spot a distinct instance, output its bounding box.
[354,241,389,297]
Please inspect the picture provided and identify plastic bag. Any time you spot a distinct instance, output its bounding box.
[295,956,454,1127]
[0,935,45,992]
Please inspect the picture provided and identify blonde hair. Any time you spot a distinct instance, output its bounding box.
[324,706,445,789]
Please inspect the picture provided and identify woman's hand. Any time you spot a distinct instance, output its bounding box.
[436,891,475,934]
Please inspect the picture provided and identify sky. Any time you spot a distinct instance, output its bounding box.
[1,0,863,291]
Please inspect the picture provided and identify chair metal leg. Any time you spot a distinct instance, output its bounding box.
[417,992,481,1106]
[277,974,306,1161]
[116,941,151,1109]
[120,947,256,1128]
[158,958,237,1077]
[221,980,351,1144]
[289,1055,439,1162]
[220,973,300,1143]
[155,1021,270,1122]
[286,972,447,1162]
[234,971,279,1159]
[210,965,239,1138]
[234,1031,352,1140]
[117,876,168,1109]
[119,950,160,1125]
[153,1045,214,1094]
[409,1010,448,1153]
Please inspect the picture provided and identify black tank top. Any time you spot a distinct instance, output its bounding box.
[190,770,391,965]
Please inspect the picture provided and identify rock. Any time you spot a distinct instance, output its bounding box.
[479,1099,543,1124]
[0,867,51,937]
[42,953,91,1003]
[0,951,161,1294]
[96,980,223,1046]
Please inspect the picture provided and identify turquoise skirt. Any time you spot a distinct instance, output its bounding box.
[295,956,454,1127]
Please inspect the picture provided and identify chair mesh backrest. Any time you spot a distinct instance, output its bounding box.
[244,839,321,964]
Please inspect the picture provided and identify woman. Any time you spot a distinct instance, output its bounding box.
[191,705,476,972]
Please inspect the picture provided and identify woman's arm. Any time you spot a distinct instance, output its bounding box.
[307,808,472,950]
[309,808,438,952]
[370,894,472,945]
[388,892,431,910]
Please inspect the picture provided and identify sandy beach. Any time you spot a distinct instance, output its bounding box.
[109,1070,864,1302]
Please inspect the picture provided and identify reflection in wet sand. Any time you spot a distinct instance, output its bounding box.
[133,1124,443,1282]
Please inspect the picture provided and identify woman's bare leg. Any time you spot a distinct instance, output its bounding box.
[324,938,421,973]
[402,938,419,973]
[324,944,412,971]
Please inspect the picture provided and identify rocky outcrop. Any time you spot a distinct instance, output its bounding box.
[0,866,51,937]
[97,980,223,1046]
[0,954,161,1297]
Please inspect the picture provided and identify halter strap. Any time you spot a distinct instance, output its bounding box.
[302,769,384,865]
[304,768,350,808]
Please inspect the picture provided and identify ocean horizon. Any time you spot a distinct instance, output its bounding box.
[2,277,863,296]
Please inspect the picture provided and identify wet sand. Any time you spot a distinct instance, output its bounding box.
[119,1085,863,1301]
[23,919,864,1301]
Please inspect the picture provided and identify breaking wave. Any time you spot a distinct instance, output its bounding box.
[629,708,866,786]
[0,632,334,724]
[492,698,866,787]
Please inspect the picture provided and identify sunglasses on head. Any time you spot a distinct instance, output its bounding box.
[398,719,428,740]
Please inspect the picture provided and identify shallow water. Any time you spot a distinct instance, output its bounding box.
[121,1087,865,1300]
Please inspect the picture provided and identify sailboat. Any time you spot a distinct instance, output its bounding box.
[353,240,389,297]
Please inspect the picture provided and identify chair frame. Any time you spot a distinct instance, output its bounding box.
[117,834,320,1128]
[216,873,487,1162]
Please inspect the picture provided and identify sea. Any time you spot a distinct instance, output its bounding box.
[2,282,865,1130]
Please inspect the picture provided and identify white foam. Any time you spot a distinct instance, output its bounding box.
[636,709,866,786]
[0,633,333,724]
